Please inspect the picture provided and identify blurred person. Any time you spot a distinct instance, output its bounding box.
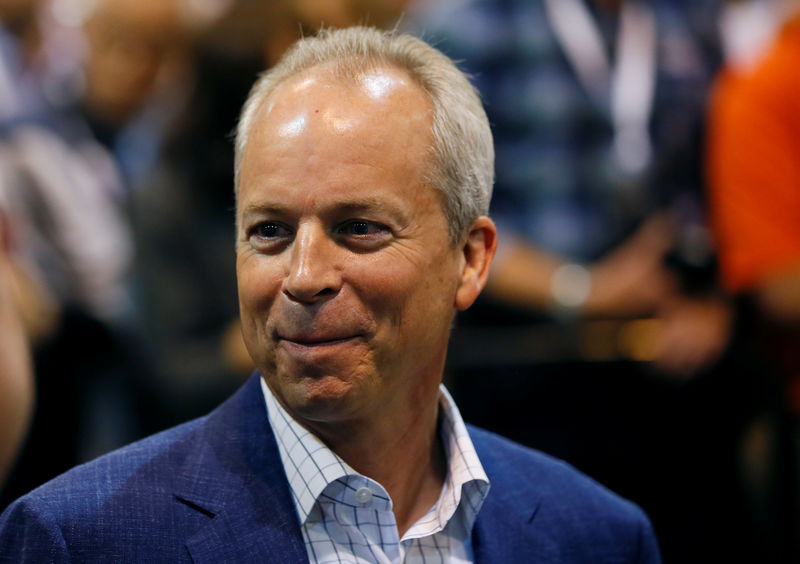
[79,0,196,185]
[410,0,730,378]
[406,1,749,561]
[0,0,82,121]
[0,211,34,489]
[82,0,186,124]
[0,119,137,507]
[0,0,195,507]
[711,4,800,321]
[0,0,193,345]
[0,27,660,562]
[709,2,800,560]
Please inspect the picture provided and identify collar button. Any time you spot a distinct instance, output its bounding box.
[355,486,373,504]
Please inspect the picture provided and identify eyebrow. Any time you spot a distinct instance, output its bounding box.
[332,198,404,217]
[239,202,293,219]
[239,196,410,226]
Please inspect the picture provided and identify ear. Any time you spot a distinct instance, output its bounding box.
[455,216,498,311]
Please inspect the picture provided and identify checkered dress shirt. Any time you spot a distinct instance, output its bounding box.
[261,379,490,563]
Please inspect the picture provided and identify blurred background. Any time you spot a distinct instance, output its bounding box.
[1,0,799,562]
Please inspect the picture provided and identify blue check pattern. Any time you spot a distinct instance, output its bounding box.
[261,379,490,563]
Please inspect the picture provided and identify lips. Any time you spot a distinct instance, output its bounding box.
[275,333,366,365]
[278,334,361,346]
[275,324,367,346]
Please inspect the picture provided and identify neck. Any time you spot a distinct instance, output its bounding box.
[310,389,447,536]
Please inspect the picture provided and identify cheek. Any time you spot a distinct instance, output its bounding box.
[237,258,284,369]
[356,250,458,332]
[354,255,417,306]
[237,256,284,322]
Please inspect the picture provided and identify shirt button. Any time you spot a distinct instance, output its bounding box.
[355,486,373,504]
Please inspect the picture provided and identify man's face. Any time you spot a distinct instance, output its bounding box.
[236,65,468,428]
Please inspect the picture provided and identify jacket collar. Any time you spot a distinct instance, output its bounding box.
[470,427,545,564]
[172,373,308,563]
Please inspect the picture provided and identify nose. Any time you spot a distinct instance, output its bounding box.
[283,221,342,303]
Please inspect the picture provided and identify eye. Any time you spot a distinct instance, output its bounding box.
[339,221,373,236]
[336,220,390,237]
[335,220,392,248]
[254,222,290,238]
[247,221,293,251]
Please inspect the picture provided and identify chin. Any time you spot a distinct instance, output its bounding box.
[274,371,367,424]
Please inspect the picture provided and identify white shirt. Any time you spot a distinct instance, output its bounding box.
[261,379,490,564]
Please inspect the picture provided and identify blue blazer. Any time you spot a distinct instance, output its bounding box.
[0,374,660,562]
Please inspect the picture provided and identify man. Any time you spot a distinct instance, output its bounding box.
[0,27,660,562]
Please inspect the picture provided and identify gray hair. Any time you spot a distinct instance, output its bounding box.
[234,26,493,244]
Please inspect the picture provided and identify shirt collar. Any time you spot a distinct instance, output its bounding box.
[260,377,490,530]
[427,383,490,535]
[261,377,353,522]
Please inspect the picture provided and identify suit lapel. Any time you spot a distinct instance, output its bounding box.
[173,374,308,563]
[469,427,546,564]
[472,489,546,564]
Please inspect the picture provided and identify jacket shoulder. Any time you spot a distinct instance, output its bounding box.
[469,425,661,563]
[0,417,206,562]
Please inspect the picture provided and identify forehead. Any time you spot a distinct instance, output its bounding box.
[238,63,437,204]
[260,62,432,132]
[236,62,440,223]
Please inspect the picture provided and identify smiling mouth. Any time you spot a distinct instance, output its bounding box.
[278,335,361,347]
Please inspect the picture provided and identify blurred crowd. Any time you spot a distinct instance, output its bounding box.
[0,0,799,562]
